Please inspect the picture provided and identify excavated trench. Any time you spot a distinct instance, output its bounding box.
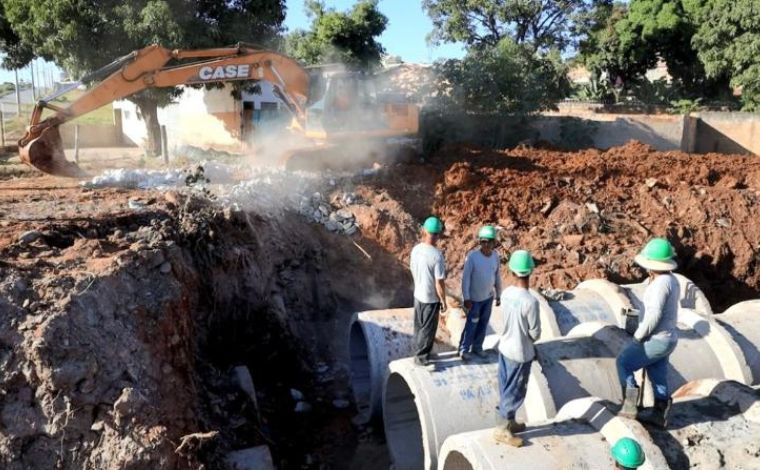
[0,193,404,469]
[3,142,760,468]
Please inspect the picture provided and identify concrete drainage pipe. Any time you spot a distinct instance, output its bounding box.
[350,275,713,424]
[437,397,667,470]
[349,278,635,423]
[382,332,623,470]
[438,380,760,470]
[715,300,760,384]
[382,307,759,470]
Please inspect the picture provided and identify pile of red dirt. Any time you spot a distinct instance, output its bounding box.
[353,141,760,311]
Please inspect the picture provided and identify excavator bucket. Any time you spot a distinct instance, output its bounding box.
[19,126,88,178]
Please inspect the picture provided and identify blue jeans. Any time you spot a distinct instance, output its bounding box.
[616,337,677,400]
[497,354,532,420]
[458,297,493,353]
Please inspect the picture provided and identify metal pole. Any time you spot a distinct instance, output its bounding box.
[74,124,80,163]
[0,108,5,147]
[30,61,35,101]
[14,69,20,114]
[160,125,168,164]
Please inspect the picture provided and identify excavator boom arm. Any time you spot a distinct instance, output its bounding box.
[19,44,310,177]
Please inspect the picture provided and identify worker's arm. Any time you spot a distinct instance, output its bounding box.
[435,254,447,312]
[462,254,473,309]
[634,278,667,342]
[494,256,502,306]
[527,302,541,342]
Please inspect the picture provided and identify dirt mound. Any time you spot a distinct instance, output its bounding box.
[354,141,760,310]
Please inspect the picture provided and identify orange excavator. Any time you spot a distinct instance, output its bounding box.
[18,43,419,177]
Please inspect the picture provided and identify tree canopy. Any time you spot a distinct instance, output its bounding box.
[423,0,607,52]
[285,0,387,69]
[692,0,760,110]
[432,38,570,114]
[1,0,286,152]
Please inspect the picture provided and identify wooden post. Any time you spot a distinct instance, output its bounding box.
[160,125,168,164]
[74,124,80,163]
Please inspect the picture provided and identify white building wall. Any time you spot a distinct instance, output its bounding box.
[114,81,285,152]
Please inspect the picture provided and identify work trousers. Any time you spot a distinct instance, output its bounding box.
[497,354,532,420]
[616,337,677,400]
[413,299,441,362]
[458,297,493,353]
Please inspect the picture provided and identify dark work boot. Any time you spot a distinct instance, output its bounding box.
[638,398,672,428]
[619,386,640,419]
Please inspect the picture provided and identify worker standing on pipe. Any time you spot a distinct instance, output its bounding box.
[410,216,448,369]
[611,437,646,469]
[459,225,502,361]
[617,238,679,428]
[493,249,540,447]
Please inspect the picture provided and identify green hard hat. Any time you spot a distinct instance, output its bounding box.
[635,237,677,271]
[422,216,444,234]
[508,250,535,277]
[611,437,645,468]
[478,225,497,240]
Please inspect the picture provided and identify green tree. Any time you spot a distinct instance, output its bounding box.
[285,0,387,69]
[578,1,655,86]
[423,0,606,52]
[2,0,285,154]
[580,0,730,100]
[432,38,570,114]
[0,1,32,68]
[691,0,760,110]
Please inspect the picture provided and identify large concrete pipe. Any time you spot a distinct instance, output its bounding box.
[437,397,667,470]
[349,307,482,422]
[715,300,760,384]
[438,380,760,470]
[349,279,631,422]
[383,308,759,470]
[351,275,711,424]
[383,332,625,470]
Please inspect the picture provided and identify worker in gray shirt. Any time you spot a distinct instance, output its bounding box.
[493,250,539,448]
[410,216,448,369]
[616,238,680,428]
[459,225,501,361]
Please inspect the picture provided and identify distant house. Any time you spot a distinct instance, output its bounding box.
[567,60,672,87]
[114,80,289,153]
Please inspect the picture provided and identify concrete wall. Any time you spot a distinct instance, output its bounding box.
[534,114,685,151]
[59,112,135,149]
[692,112,760,155]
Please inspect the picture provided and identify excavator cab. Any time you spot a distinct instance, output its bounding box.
[302,69,389,139]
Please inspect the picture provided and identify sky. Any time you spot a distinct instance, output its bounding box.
[284,0,465,64]
[0,0,462,89]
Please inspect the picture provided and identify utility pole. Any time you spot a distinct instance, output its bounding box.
[30,61,36,101]
[14,69,21,114]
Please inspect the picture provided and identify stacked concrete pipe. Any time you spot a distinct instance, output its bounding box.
[437,380,760,470]
[349,279,632,423]
[437,397,668,470]
[349,275,713,423]
[381,299,760,470]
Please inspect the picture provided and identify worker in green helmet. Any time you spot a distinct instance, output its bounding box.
[616,238,680,428]
[410,216,448,369]
[611,437,646,469]
[459,225,502,361]
[493,249,540,447]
